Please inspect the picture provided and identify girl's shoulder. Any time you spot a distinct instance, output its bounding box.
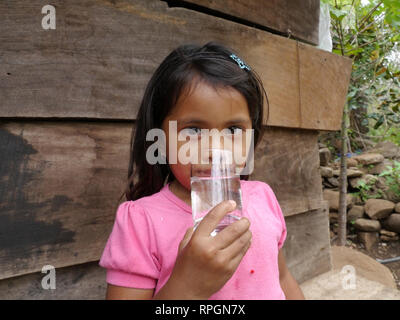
[240,179,275,197]
[240,179,282,213]
[114,187,169,219]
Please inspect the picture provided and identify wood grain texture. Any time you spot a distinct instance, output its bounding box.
[0,0,351,131]
[0,262,107,300]
[298,42,353,130]
[282,201,332,284]
[182,0,321,45]
[250,126,323,217]
[0,120,326,280]
[0,120,131,280]
[0,206,331,299]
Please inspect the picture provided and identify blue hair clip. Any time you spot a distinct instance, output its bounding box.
[230,54,251,71]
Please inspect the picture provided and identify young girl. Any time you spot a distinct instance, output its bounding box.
[99,42,305,300]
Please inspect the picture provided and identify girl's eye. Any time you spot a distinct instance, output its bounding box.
[224,126,243,135]
[180,127,201,137]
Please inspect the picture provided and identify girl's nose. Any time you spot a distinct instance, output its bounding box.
[206,148,234,165]
[207,129,227,150]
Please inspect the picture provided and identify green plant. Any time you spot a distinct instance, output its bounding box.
[369,125,400,145]
[354,176,384,202]
[322,0,400,147]
[378,160,400,195]
[367,164,375,170]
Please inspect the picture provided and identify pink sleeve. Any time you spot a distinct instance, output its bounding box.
[99,201,160,289]
[264,183,287,250]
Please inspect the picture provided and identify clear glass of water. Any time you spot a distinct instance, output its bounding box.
[190,149,242,236]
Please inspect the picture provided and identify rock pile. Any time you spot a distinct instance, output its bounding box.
[319,140,400,250]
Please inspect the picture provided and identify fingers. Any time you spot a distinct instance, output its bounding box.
[220,229,252,260]
[195,200,236,237]
[225,233,252,270]
[213,217,250,249]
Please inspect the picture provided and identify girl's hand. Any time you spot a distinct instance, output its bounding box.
[154,200,252,300]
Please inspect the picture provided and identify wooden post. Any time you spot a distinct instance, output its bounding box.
[338,102,349,246]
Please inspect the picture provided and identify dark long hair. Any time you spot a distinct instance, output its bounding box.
[122,42,269,201]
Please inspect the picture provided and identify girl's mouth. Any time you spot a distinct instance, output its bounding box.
[198,169,212,176]
[192,167,212,177]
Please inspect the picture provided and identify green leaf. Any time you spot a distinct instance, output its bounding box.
[330,8,348,22]
[374,115,385,129]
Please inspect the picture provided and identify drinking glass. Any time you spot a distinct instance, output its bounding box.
[190,149,243,236]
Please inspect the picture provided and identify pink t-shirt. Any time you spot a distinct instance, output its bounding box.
[99,180,287,300]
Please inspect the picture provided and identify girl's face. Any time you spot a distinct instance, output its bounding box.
[161,80,252,193]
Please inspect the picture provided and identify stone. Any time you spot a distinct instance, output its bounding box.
[380,235,399,242]
[319,148,331,166]
[357,232,379,251]
[329,212,338,224]
[375,176,389,190]
[326,177,339,187]
[353,153,384,165]
[330,246,398,289]
[381,235,399,241]
[372,177,400,203]
[364,199,395,220]
[320,166,333,178]
[354,218,381,232]
[322,179,334,188]
[318,142,327,149]
[346,157,358,167]
[367,159,394,175]
[368,141,400,159]
[349,174,377,189]
[380,229,398,237]
[395,203,400,213]
[323,189,354,211]
[332,161,340,169]
[347,193,362,205]
[382,214,400,233]
[347,169,364,178]
[379,229,399,241]
[347,205,365,222]
[377,178,400,203]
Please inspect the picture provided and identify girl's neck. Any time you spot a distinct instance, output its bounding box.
[170,180,192,207]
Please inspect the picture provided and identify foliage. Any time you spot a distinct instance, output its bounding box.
[353,176,384,202]
[368,122,400,145]
[378,160,400,196]
[322,0,400,145]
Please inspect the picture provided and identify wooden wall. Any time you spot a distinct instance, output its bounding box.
[0,0,351,299]
[180,0,321,45]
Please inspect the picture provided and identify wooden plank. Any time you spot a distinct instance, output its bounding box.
[298,42,353,130]
[0,0,350,131]
[0,207,331,299]
[0,121,131,280]
[1,120,325,280]
[0,262,106,300]
[282,202,332,284]
[0,202,330,299]
[250,126,323,217]
[182,0,321,45]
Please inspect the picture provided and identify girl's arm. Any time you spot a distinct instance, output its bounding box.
[105,284,154,300]
[278,249,305,300]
